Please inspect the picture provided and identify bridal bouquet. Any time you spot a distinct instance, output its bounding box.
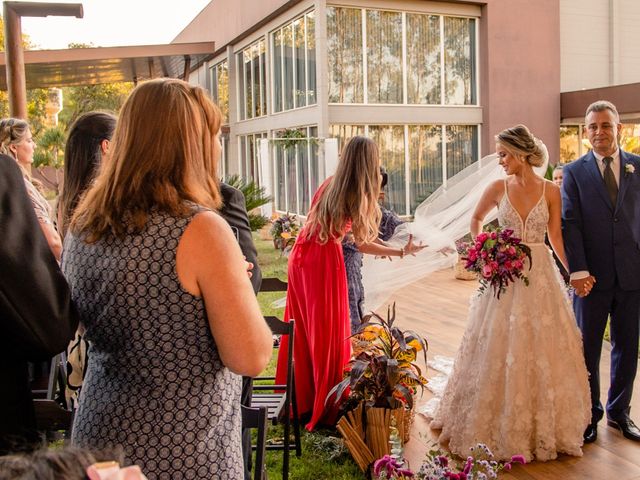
[463,227,532,298]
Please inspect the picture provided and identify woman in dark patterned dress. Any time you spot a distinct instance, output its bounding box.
[61,79,273,480]
[343,167,405,332]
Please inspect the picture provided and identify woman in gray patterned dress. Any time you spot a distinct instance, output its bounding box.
[61,79,273,480]
[343,167,405,332]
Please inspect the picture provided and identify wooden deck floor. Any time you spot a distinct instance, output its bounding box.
[384,269,640,480]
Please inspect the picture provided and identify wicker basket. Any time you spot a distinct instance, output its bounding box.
[454,259,476,281]
[337,403,415,472]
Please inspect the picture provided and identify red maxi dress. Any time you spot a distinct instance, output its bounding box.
[275,180,352,431]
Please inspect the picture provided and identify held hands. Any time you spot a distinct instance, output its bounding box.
[570,275,596,297]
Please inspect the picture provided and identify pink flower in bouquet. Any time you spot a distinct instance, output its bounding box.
[482,265,493,278]
[462,227,532,298]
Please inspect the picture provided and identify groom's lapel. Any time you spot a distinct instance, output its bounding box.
[584,151,613,209]
[616,150,633,211]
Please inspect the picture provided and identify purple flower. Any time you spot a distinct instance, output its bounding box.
[510,455,526,465]
[373,455,413,478]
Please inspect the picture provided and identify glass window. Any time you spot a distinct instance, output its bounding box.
[306,12,317,105]
[237,39,267,120]
[283,24,295,111]
[368,125,406,215]
[327,8,477,106]
[409,125,442,210]
[328,124,365,152]
[275,144,286,211]
[211,61,229,123]
[366,10,402,104]
[327,7,363,103]
[446,125,478,178]
[273,30,284,113]
[243,49,253,119]
[294,18,307,108]
[406,14,441,104]
[238,132,267,183]
[444,17,476,105]
[330,123,478,214]
[220,129,230,178]
[273,126,319,215]
[272,11,318,113]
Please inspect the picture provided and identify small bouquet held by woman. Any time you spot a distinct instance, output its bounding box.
[462,227,532,298]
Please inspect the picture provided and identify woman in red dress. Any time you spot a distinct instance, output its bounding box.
[276,136,423,430]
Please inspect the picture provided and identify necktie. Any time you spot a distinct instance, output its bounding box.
[603,156,618,206]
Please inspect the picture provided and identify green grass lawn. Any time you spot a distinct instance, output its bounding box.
[253,233,365,479]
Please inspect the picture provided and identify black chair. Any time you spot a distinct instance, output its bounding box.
[33,353,73,440]
[253,278,302,480]
[242,405,268,480]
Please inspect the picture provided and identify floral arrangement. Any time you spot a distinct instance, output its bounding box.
[462,227,532,299]
[328,303,428,411]
[374,427,526,480]
[269,212,300,251]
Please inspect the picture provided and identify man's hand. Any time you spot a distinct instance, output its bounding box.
[571,275,596,297]
[245,257,254,278]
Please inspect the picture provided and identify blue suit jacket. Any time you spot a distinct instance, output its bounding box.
[562,149,640,291]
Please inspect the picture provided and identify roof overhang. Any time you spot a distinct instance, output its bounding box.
[561,83,640,124]
[0,41,215,90]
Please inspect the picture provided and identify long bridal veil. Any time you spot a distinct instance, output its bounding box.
[362,153,504,312]
[362,148,549,313]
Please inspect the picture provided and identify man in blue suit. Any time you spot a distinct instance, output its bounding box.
[562,100,640,444]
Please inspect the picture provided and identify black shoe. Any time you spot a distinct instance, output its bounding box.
[583,423,598,443]
[607,418,640,442]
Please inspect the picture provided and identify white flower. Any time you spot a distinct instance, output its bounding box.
[625,163,635,174]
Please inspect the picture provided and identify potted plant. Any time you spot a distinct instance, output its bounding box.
[328,303,428,472]
[269,212,300,253]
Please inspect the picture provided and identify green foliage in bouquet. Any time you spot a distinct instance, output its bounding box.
[329,303,428,411]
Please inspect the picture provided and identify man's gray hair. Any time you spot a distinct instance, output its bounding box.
[585,100,620,122]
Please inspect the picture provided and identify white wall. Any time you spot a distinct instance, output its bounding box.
[561,0,640,91]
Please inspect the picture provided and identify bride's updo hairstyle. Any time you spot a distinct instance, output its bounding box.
[496,124,548,168]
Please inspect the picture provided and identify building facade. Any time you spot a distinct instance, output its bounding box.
[559,0,640,164]
[174,0,561,216]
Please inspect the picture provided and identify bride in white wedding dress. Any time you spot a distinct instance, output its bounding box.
[429,125,591,462]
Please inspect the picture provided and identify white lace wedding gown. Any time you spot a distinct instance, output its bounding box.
[430,180,591,462]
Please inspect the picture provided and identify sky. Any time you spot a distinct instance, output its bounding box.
[14,0,212,50]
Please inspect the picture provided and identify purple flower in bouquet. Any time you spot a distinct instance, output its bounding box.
[462,227,532,299]
[374,455,414,478]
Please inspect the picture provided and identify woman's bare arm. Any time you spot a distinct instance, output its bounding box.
[177,211,272,377]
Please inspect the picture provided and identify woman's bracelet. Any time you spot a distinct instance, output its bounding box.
[399,247,405,258]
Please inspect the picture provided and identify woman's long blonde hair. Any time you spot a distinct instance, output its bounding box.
[71,78,222,242]
[306,136,381,244]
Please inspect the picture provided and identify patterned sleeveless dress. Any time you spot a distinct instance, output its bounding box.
[431,180,591,462]
[61,207,243,479]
